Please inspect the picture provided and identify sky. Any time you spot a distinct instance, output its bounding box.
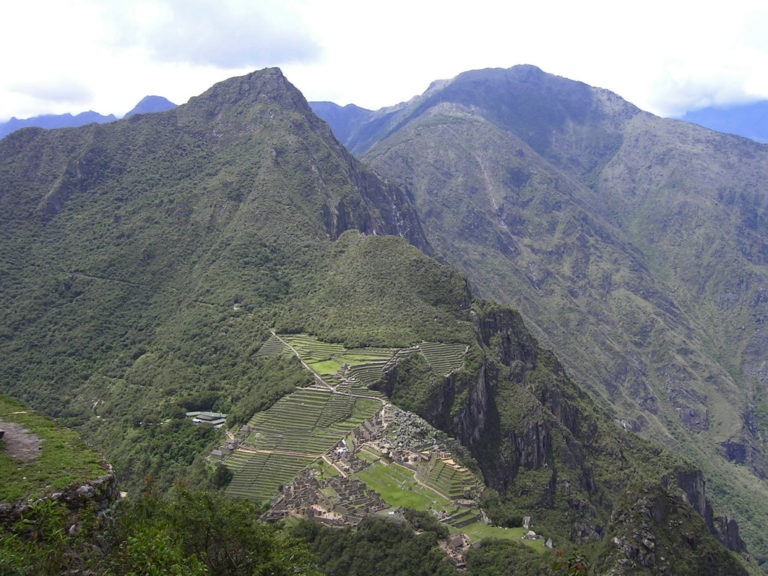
[2,0,768,122]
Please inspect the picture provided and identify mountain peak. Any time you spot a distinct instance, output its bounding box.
[187,67,311,115]
[124,95,176,118]
[316,64,639,158]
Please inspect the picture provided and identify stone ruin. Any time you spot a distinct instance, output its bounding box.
[265,462,388,526]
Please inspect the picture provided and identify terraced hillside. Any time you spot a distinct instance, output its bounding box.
[224,387,381,501]
[222,334,470,502]
[229,332,504,540]
[268,400,547,552]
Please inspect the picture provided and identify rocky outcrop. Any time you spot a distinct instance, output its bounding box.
[0,471,120,527]
[673,468,746,552]
[474,305,537,368]
[601,485,748,576]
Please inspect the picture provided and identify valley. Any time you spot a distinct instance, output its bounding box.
[0,66,760,574]
[313,65,768,568]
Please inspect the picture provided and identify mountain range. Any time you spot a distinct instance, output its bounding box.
[0,66,763,574]
[311,64,768,567]
[679,100,768,143]
[0,95,176,140]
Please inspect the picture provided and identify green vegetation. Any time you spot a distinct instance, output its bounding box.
[315,65,768,568]
[0,66,756,574]
[290,513,456,576]
[0,395,106,502]
[0,484,319,576]
[463,538,556,575]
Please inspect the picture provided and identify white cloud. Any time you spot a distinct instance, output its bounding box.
[8,77,94,107]
[2,0,768,121]
[107,0,321,68]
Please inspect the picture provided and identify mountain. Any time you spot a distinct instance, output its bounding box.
[680,101,768,143]
[0,95,177,140]
[0,110,116,139]
[313,64,768,568]
[124,95,177,118]
[309,101,373,146]
[0,67,753,574]
[0,67,430,491]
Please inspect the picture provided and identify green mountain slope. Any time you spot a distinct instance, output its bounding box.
[0,67,752,573]
[313,65,768,568]
[0,68,432,492]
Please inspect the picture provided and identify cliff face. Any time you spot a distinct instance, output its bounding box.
[381,300,747,567]
[312,65,768,562]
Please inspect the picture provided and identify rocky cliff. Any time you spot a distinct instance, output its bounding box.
[0,471,119,527]
[379,300,748,571]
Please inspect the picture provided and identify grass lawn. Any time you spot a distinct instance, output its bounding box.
[356,461,451,510]
[457,522,549,552]
[307,360,341,375]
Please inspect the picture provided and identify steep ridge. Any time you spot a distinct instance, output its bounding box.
[313,65,768,566]
[0,67,753,573]
[376,301,748,574]
[0,67,431,493]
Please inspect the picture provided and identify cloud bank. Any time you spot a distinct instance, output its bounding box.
[110,0,321,68]
[2,0,768,121]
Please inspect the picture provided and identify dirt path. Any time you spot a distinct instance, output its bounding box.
[271,330,387,406]
[271,331,335,391]
[322,454,348,478]
[0,417,42,461]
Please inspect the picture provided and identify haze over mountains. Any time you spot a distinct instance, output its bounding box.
[312,64,768,564]
[0,95,176,140]
[0,66,764,573]
[680,101,768,143]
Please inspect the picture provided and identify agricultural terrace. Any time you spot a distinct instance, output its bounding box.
[224,385,380,501]
[225,334,470,504]
[265,333,468,389]
[254,334,290,357]
[418,342,468,376]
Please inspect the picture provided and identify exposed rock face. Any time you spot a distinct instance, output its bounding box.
[0,471,119,527]
[675,469,713,530]
[382,300,746,563]
[715,515,746,552]
[456,363,489,446]
[673,468,747,553]
[601,486,748,576]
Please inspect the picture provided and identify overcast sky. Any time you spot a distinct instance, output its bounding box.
[2,0,768,122]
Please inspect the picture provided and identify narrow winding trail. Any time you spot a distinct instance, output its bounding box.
[270,330,388,406]
[271,330,335,391]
